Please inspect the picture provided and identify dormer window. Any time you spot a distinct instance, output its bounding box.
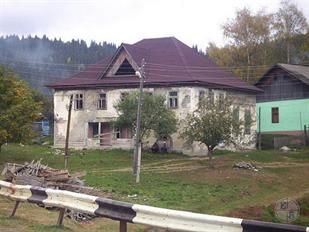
[115,59,135,75]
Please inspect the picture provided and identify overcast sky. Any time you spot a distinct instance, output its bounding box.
[0,0,308,50]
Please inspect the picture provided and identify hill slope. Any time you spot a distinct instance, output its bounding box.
[0,35,117,94]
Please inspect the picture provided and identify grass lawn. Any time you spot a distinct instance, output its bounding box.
[0,144,308,231]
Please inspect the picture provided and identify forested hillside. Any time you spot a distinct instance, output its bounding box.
[0,35,117,94]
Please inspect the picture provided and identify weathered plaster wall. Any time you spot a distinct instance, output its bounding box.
[53,86,256,154]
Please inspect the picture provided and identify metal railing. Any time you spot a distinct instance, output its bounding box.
[0,180,307,232]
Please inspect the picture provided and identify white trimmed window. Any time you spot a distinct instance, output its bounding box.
[98,93,107,110]
[168,91,178,108]
[74,93,84,110]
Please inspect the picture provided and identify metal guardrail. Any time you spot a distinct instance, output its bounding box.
[0,180,308,232]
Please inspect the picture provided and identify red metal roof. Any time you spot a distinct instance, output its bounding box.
[48,37,261,93]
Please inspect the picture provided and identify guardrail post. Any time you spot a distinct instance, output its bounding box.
[57,208,65,226]
[10,201,20,217]
[119,220,127,232]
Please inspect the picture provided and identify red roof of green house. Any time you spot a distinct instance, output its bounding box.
[48,37,261,93]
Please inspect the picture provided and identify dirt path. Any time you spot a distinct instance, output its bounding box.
[91,156,223,174]
[257,162,309,168]
[92,157,309,174]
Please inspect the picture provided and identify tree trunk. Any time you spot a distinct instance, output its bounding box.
[207,145,215,169]
[0,143,2,153]
[287,40,290,64]
[246,49,250,82]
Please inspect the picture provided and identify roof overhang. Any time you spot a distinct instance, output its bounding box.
[49,80,261,94]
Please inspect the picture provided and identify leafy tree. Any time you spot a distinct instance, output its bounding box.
[0,66,42,151]
[181,96,242,167]
[115,92,177,143]
[274,0,308,63]
[222,8,273,80]
[208,5,308,82]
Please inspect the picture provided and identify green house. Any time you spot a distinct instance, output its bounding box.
[255,64,309,136]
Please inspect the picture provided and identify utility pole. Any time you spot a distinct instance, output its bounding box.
[133,58,145,183]
[64,94,73,169]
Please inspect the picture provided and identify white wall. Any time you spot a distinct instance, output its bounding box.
[53,86,256,154]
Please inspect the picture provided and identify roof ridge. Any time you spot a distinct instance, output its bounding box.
[171,37,194,81]
[123,43,147,50]
[134,36,175,45]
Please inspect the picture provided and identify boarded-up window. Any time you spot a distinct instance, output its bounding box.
[74,93,84,110]
[272,107,279,123]
[98,93,107,110]
[169,91,178,108]
[88,122,99,138]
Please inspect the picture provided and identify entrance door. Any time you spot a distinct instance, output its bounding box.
[100,122,112,146]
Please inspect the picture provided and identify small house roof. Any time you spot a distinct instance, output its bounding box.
[256,63,309,86]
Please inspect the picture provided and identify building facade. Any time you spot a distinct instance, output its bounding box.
[256,63,309,135]
[49,37,260,154]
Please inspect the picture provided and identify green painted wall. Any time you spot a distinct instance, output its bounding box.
[256,98,309,133]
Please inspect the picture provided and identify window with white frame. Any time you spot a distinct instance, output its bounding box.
[98,93,107,110]
[168,91,178,108]
[74,93,84,110]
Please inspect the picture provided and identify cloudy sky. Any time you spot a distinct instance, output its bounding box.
[0,0,308,50]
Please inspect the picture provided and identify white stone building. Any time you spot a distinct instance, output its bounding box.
[48,37,260,154]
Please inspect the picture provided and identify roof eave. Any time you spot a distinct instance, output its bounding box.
[48,80,261,94]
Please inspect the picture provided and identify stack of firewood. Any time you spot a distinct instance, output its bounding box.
[1,160,107,221]
[2,160,71,188]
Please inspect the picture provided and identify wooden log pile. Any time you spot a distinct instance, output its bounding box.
[1,160,107,221]
[1,160,70,187]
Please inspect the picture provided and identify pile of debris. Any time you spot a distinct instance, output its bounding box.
[233,161,259,171]
[1,160,108,221]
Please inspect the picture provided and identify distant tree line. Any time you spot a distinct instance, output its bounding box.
[0,35,117,94]
[207,0,309,83]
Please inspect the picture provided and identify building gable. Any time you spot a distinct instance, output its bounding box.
[103,46,139,78]
[256,65,309,102]
[115,59,136,75]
